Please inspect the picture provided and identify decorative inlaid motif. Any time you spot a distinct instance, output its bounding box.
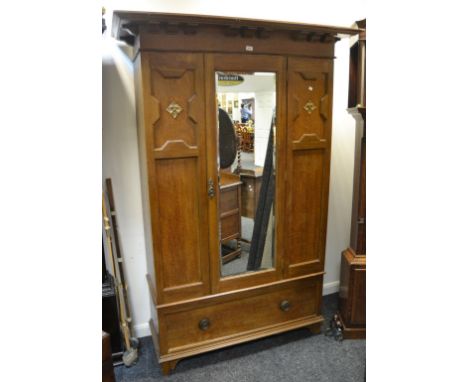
[166,102,183,119]
[303,100,317,114]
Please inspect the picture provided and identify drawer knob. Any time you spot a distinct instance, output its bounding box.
[199,318,211,331]
[279,300,291,312]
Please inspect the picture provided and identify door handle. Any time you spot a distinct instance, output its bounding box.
[208,178,215,198]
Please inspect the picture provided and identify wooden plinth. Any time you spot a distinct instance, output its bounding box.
[338,248,366,339]
[338,312,366,339]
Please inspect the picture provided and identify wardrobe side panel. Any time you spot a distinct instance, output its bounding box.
[134,54,157,305]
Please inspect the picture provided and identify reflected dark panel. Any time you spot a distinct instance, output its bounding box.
[247,119,275,271]
[218,108,238,169]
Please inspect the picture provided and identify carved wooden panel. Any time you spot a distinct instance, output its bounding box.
[148,53,204,150]
[288,61,330,141]
[143,52,210,303]
[284,57,333,277]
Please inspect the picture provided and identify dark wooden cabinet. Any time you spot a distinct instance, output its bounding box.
[102,332,116,382]
[240,168,263,219]
[113,11,359,374]
[338,19,366,339]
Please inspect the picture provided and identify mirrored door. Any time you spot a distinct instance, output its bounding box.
[215,71,277,277]
[205,54,286,292]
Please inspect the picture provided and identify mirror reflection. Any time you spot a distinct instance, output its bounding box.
[216,72,276,277]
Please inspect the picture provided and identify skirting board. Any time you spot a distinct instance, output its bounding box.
[322,280,340,296]
[133,280,340,338]
[134,322,151,338]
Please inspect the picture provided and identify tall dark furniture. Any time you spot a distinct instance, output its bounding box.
[102,332,116,382]
[338,19,366,339]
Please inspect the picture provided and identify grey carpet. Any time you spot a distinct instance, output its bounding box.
[221,217,252,277]
[221,249,249,277]
[114,293,365,382]
[221,217,273,277]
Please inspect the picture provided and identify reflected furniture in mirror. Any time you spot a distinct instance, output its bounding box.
[219,172,242,264]
[240,168,262,219]
[112,11,359,374]
[218,107,243,265]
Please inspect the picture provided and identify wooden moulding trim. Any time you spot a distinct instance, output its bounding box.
[219,209,239,219]
[347,106,366,121]
[288,259,320,268]
[159,315,324,362]
[292,133,327,150]
[152,67,187,78]
[153,139,199,159]
[219,267,277,284]
[220,181,242,190]
[157,272,324,313]
[147,96,160,127]
[113,11,361,41]
[320,94,329,120]
[163,281,204,292]
[146,273,157,306]
[342,247,366,265]
[337,312,366,339]
[149,318,160,354]
[221,233,240,243]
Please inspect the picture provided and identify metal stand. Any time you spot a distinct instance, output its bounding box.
[324,313,344,342]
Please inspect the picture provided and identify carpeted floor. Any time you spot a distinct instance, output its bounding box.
[114,293,365,382]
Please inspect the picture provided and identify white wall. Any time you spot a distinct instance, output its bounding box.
[324,39,356,294]
[102,39,150,338]
[102,1,365,337]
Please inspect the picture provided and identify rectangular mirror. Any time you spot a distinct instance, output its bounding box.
[215,71,277,277]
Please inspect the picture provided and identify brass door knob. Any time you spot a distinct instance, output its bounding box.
[279,300,291,312]
[199,318,211,331]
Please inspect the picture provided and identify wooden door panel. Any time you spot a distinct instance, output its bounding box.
[289,150,324,265]
[285,57,333,278]
[143,52,210,303]
[155,158,203,289]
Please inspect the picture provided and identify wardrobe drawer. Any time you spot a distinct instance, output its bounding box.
[219,186,239,213]
[220,212,240,241]
[159,277,321,353]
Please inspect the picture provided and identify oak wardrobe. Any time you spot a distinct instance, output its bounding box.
[112,11,359,374]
